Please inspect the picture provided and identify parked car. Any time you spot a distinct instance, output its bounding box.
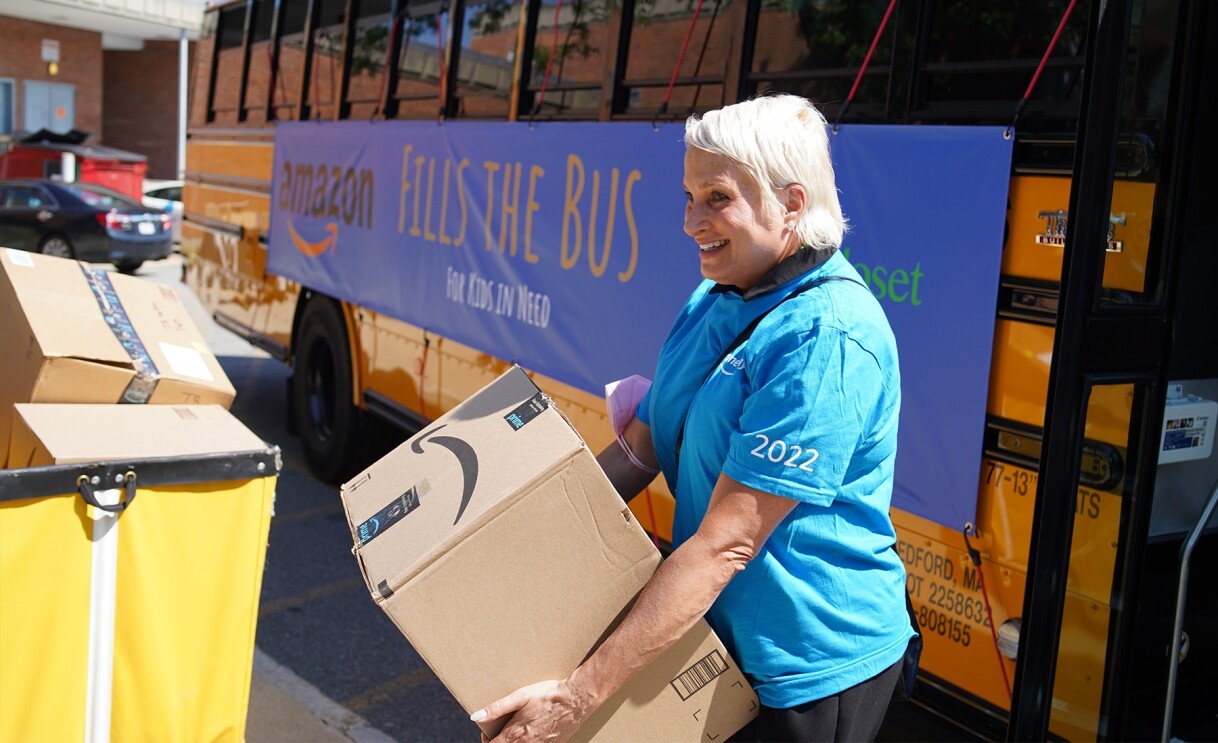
[0,178,174,274]
[141,178,184,243]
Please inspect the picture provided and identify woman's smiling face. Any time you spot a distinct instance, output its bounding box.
[682,147,801,292]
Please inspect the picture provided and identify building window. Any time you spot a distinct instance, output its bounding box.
[0,79,14,135]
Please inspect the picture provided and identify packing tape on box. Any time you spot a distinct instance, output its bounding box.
[79,264,159,404]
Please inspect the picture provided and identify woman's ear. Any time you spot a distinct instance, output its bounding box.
[782,183,808,223]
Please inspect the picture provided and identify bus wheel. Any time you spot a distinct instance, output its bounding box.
[292,297,358,484]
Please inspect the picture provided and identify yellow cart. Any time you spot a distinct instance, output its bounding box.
[0,439,280,743]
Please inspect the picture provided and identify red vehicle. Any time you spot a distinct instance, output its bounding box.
[0,130,147,201]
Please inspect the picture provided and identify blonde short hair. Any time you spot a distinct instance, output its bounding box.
[684,94,847,250]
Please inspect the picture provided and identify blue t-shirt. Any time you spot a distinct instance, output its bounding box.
[638,248,912,708]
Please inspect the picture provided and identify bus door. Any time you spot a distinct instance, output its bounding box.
[1011,0,1218,740]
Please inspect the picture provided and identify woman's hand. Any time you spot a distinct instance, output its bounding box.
[472,678,593,743]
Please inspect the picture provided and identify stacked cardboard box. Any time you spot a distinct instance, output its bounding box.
[0,248,236,467]
[340,366,759,742]
[8,403,267,467]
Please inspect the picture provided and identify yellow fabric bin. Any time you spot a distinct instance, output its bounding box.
[0,404,279,743]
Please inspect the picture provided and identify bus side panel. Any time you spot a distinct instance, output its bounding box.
[894,502,1114,740]
[189,139,275,183]
[988,320,1134,445]
[1004,176,1153,295]
[184,137,296,355]
[181,213,263,337]
[977,459,1121,607]
[894,511,1019,711]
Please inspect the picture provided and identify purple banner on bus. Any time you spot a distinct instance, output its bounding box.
[267,120,1011,530]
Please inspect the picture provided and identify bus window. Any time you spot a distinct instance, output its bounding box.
[1048,382,1133,741]
[338,0,396,120]
[239,0,275,125]
[269,0,310,120]
[384,3,454,119]
[621,0,734,119]
[918,1,1087,126]
[454,0,521,119]
[302,0,349,121]
[1097,0,1177,304]
[520,0,613,120]
[208,3,248,125]
[750,0,897,120]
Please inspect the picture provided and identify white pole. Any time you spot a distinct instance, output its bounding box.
[84,489,122,743]
[61,152,76,183]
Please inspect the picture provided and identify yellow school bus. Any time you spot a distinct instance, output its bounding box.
[182,0,1217,739]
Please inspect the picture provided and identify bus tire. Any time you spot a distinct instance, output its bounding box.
[292,296,359,484]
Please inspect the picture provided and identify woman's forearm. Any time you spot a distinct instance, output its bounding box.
[595,416,659,502]
[566,526,740,709]
[566,478,798,712]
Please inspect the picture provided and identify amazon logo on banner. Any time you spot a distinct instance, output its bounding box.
[286,220,338,256]
[277,160,375,257]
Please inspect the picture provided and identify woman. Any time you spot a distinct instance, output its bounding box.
[472,93,911,743]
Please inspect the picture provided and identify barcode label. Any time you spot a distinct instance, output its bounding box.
[670,650,729,701]
[356,480,430,545]
[504,392,549,430]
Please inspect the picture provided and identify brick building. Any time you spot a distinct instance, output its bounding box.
[0,0,202,180]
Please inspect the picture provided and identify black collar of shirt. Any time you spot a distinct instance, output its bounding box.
[709,246,838,301]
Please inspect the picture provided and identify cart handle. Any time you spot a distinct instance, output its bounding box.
[77,472,137,513]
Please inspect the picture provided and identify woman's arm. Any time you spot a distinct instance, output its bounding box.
[472,474,798,743]
[595,415,660,502]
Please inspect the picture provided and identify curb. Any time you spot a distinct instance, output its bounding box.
[253,648,399,743]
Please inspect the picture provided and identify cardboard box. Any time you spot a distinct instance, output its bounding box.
[8,403,269,467]
[340,366,759,742]
[0,249,236,467]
